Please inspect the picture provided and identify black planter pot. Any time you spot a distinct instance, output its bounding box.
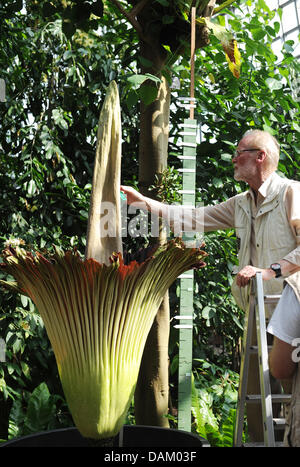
[1,425,208,447]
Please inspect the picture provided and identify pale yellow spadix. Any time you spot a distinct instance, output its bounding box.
[85,80,123,265]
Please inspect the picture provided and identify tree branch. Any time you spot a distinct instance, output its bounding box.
[109,0,150,41]
[213,0,237,15]
[131,0,152,18]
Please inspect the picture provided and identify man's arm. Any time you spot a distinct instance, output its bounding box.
[236,260,300,287]
[269,336,297,380]
[237,182,300,287]
[121,185,172,219]
[120,185,236,233]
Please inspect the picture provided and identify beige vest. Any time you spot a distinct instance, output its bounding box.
[231,173,300,313]
[284,364,300,447]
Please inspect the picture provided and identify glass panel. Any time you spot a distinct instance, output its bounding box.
[267,0,279,10]
[285,29,300,54]
[286,29,300,43]
[269,13,283,36]
[272,38,284,61]
[281,2,298,32]
[241,0,300,59]
[296,0,300,20]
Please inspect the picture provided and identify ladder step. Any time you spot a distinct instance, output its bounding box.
[243,441,284,447]
[234,274,287,448]
[273,418,286,429]
[264,294,281,304]
[273,418,286,425]
[249,345,272,353]
[246,394,291,403]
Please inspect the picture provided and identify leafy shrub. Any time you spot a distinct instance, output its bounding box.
[191,361,241,447]
[6,382,72,441]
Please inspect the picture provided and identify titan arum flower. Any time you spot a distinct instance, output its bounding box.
[0,82,207,442]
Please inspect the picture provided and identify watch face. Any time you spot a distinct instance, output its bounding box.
[271,263,281,277]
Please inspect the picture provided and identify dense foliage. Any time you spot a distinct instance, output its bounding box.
[0,0,299,442]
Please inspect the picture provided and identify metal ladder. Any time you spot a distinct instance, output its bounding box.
[234,272,291,447]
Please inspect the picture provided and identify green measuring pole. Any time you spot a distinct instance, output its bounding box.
[175,6,197,432]
[176,116,197,432]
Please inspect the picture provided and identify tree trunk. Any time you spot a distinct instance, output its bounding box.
[131,0,216,427]
[134,297,170,427]
[134,39,171,427]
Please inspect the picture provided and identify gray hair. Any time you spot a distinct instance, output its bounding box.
[242,130,280,169]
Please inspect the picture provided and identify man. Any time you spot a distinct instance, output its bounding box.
[267,281,300,447]
[121,129,300,441]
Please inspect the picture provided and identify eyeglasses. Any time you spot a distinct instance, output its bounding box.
[234,148,261,158]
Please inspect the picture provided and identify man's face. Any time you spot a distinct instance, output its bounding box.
[232,138,260,182]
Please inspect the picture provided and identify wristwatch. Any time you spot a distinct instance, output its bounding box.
[270,263,282,278]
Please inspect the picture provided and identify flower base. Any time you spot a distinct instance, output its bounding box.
[0,425,208,447]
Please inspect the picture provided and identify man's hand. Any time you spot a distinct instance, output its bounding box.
[236,265,275,287]
[120,185,145,205]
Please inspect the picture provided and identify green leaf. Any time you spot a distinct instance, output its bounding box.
[251,28,266,41]
[20,295,29,308]
[126,74,149,87]
[138,56,154,68]
[221,153,232,162]
[125,90,138,109]
[265,78,283,91]
[24,383,56,434]
[139,85,158,106]
[27,179,37,196]
[12,337,23,354]
[201,18,232,46]
[20,361,31,380]
[257,0,270,12]
[162,15,174,25]
[192,385,219,438]
[232,314,243,330]
[156,0,169,5]
[220,408,236,447]
[126,73,161,88]
[273,21,280,34]
[262,123,276,135]
[293,123,300,133]
[202,306,215,319]
[8,399,24,439]
[284,42,294,53]
[52,108,69,130]
[212,177,223,188]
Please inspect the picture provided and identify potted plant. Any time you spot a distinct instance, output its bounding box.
[0,82,207,447]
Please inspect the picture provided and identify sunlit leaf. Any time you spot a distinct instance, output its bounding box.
[198,18,241,78]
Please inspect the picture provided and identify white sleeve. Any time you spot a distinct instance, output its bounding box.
[144,197,235,235]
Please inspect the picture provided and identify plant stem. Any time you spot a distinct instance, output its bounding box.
[86,435,116,447]
[213,0,237,15]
